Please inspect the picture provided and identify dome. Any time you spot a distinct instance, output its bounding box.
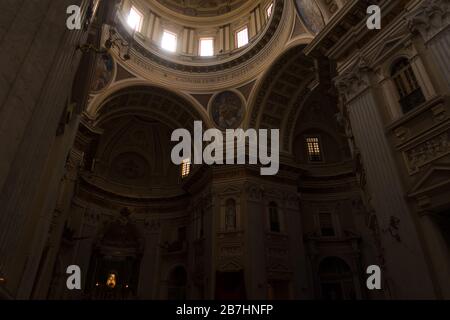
[106,0,291,91]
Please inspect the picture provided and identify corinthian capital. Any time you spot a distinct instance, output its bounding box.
[335,57,372,102]
[407,0,450,42]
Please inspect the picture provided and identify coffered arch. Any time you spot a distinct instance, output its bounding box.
[90,84,212,131]
[246,44,317,153]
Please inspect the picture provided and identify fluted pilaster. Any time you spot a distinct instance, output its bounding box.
[335,58,436,298]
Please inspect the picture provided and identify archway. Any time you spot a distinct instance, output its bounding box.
[318,257,356,300]
[167,266,187,300]
[247,44,316,153]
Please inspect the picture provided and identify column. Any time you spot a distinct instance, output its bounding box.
[335,57,436,299]
[0,0,88,294]
[408,0,450,89]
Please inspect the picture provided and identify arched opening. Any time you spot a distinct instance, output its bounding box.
[167,266,187,300]
[318,257,356,300]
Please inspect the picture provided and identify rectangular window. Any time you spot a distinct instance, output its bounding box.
[305,136,323,162]
[162,30,178,52]
[236,27,249,48]
[319,212,335,237]
[181,158,191,178]
[199,38,214,57]
[127,6,143,32]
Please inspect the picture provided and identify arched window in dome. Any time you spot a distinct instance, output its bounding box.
[390,58,425,114]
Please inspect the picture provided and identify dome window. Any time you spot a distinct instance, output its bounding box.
[127,6,143,32]
[236,26,249,48]
[162,30,178,52]
[199,38,215,57]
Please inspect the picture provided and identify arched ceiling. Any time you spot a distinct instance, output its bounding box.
[80,85,211,199]
[154,0,251,17]
[248,45,317,152]
[93,85,211,131]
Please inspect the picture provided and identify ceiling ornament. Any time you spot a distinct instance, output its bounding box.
[155,0,250,17]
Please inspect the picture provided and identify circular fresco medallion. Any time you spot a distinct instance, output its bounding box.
[210,91,245,130]
[91,53,114,93]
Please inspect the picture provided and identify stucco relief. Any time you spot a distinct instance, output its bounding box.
[405,131,450,174]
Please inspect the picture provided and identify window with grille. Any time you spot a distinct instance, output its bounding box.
[305,136,323,162]
[391,58,425,114]
[181,158,191,178]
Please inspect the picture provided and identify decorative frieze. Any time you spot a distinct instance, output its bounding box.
[404,130,450,174]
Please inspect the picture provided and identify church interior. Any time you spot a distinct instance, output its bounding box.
[0,0,449,300]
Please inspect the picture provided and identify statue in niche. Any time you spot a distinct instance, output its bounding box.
[225,199,237,231]
[211,91,245,130]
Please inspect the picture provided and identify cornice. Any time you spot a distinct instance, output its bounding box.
[304,0,407,62]
[334,56,373,102]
